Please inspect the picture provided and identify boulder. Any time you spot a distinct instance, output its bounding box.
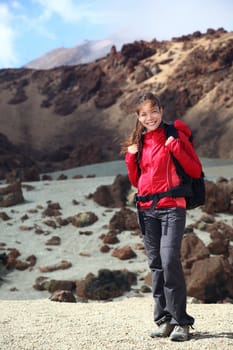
[50,290,76,302]
[203,179,233,214]
[111,246,137,260]
[181,233,209,269]
[39,260,72,272]
[69,211,98,227]
[76,269,137,300]
[42,202,62,217]
[0,181,24,207]
[187,256,233,302]
[91,174,131,208]
[109,207,138,233]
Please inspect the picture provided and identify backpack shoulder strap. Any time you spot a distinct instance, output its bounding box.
[163,122,178,139]
[163,122,190,181]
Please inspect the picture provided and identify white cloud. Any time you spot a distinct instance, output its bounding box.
[11,1,23,9]
[35,0,92,22]
[0,4,18,68]
[34,0,121,24]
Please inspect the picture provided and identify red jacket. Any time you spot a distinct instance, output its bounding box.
[125,120,202,209]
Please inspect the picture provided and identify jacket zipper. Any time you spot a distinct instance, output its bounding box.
[166,153,172,189]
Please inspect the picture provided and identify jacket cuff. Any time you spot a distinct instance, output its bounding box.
[125,152,137,162]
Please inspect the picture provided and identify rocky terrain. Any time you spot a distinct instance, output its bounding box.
[0,168,233,303]
[0,28,232,181]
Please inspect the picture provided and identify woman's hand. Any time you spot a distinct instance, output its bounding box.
[128,144,138,154]
[165,136,175,146]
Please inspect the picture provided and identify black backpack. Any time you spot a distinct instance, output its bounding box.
[164,122,205,210]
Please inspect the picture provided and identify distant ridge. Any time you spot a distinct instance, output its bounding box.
[24,39,114,69]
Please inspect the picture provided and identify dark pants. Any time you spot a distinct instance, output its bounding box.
[140,207,194,326]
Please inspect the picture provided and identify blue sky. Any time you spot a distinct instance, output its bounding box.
[0,0,232,69]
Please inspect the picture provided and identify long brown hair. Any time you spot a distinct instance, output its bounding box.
[121,93,162,159]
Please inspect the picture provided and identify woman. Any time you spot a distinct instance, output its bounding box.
[122,92,202,342]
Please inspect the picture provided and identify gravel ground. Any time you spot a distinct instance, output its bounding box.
[1,294,233,350]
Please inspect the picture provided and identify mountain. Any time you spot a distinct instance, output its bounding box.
[24,39,114,69]
[0,28,232,180]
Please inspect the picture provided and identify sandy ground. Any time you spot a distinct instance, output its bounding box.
[0,160,233,349]
[1,294,233,350]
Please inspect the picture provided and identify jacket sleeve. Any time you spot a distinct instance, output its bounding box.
[125,152,140,188]
[166,121,203,178]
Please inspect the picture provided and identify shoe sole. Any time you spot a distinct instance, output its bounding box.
[151,326,175,338]
[170,335,189,342]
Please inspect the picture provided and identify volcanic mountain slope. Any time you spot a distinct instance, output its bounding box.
[0,28,232,178]
[24,39,114,69]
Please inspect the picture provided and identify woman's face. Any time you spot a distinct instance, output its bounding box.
[137,101,163,131]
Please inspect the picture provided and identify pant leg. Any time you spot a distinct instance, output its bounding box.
[142,207,194,326]
[142,209,171,324]
[158,207,194,326]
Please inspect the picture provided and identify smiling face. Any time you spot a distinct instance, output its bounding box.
[137,100,163,131]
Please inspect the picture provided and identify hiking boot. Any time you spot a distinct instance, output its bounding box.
[150,322,175,338]
[170,325,189,341]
